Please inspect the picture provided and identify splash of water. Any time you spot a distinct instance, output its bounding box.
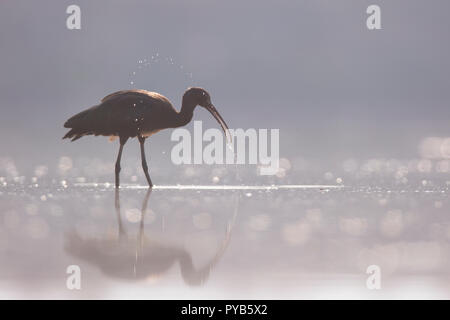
[128,53,194,87]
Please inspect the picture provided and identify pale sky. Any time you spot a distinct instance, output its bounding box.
[0,0,449,174]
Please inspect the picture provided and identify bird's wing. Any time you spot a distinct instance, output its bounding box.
[100,90,177,132]
[101,90,172,105]
[63,90,176,140]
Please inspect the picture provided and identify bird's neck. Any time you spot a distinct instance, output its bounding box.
[175,98,196,127]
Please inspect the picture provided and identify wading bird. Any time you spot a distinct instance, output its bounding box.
[63,87,230,188]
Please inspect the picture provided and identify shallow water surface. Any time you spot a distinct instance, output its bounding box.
[0,183,449,299]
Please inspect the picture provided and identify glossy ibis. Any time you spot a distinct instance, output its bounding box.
[63,87,230,188]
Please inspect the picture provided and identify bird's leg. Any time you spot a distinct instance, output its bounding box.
[115,136,128,188]
[138,135,153,187]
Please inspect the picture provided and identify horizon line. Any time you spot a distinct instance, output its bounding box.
[73,183,344,190]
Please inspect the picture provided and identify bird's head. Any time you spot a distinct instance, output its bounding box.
[183,87,231,142]
[184,87,212,108]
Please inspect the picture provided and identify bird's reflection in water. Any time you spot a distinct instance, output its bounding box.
[65,189,237,286]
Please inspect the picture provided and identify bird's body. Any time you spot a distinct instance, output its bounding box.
[64,90,182,141]
[63,87,229,188]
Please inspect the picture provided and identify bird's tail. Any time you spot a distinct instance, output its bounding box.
[62,108,94,141]
[62,129,84,141]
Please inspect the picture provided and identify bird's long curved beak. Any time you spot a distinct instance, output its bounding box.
[205,104,232,143]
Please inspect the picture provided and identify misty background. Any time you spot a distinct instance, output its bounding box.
[0,0,449,183]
